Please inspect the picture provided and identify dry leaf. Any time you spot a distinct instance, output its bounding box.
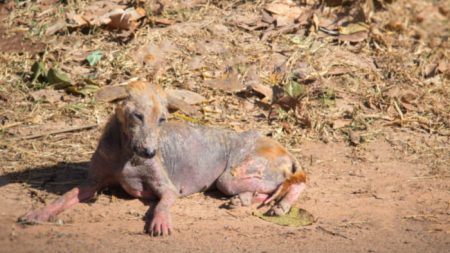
[166,89,206,105]
[264,2,303,27]
[332,22,370,42]
[261,9,275,24]
[66,12,88,27]
[108,13,138,31]
[423,63,438,78]
[206,71,244,92]
[29,89,62,104]
[437,60,449,76]
[338,22,369,35]
[167,96,201,117]
[250,83,273,103]
[333,119,351,129]
[45,20,66,35]
[107,8,145,31]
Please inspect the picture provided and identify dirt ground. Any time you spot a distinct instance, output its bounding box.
[0,0,449,252]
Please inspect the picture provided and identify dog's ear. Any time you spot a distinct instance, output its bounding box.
[96,85,129,103]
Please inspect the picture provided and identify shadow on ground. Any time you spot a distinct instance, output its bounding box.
[0,162,89,194]
[0,162,131,200]
[0,161,232,202]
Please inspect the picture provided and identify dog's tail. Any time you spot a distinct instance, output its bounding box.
[264,159,306,204]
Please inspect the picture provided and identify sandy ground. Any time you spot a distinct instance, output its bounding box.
[1,130,449,253]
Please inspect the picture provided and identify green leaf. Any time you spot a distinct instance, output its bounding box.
[253,207,314,227]
[31,61,48,84]
[47,68,71,89]
[86,51,102,66]
[321,89,336,106]
[284,80,305,98]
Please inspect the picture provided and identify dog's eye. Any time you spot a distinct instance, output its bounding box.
[159,117,166,124]
[132,112,144,122]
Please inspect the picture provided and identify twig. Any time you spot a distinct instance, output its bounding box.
[361,114,394,121]
[226,211,240,219]
[408,175,450,181]
[393,100,404,121]
[0,122,23,131]
[14,123,97,140]
[317,226,353,240]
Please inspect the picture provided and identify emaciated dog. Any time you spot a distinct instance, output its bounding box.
[19,81,306,236]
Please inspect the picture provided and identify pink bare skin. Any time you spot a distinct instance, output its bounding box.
[19,81,306,236]
[19,184,98,223]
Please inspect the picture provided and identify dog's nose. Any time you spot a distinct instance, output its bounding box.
[144,148,156,158]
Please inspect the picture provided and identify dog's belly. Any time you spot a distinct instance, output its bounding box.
[120,178,154,199]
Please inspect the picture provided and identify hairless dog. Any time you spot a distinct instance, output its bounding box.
[19,81,306,236]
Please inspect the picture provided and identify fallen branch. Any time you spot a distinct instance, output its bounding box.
[15,123,97,140]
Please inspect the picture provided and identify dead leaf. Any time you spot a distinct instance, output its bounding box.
[45,20,66,35]
[337,23,369,42]
[66,12,88,28]
[338,22,369,35]
[250,83,273,103]
[437,60,448,74]
[348,131,361,146]
[326,65,352,76]
[167,96,201,117]
[29,89,62,104]
[261,9,275,24]
[206,70,244,92]
[166,89,206,105]
[108,8,145,31]
[399,101,415,112]
[206,23,230,36]
[0,91,7,102]
[264,2,303,27]
[333,119,351,129]
[275,95,298,111]
[423,63,438,78]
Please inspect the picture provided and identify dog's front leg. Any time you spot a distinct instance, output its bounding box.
[137,157,178,236]
[145,190,177,236]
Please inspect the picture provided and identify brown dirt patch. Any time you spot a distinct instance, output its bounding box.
[1,137,449,252]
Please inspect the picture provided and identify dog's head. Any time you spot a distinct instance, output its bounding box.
[97,81,168,159]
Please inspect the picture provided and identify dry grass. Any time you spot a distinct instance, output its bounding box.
[0,0,448,178]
